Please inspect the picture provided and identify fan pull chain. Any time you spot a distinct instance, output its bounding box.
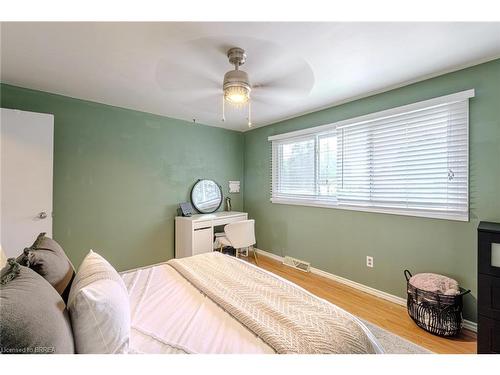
[248,100,252,128]
[222,95,226,122]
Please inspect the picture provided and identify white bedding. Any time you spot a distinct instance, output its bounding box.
[121,257,382,354]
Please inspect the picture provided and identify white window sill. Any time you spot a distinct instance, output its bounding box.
[270,198,469,222]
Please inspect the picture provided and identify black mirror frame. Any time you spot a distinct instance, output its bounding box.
[190,179,223,214]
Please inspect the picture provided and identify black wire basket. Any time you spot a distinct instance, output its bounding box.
[404,270,470,337]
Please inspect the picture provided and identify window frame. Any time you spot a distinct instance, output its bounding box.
[271,131,338,204]
[269,89,474,222]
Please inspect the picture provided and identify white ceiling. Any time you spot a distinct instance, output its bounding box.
[1,22,500,131]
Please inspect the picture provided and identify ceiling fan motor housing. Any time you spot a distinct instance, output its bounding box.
[223,47,252,123]
[223,47,251,92]
[223,69,251,92]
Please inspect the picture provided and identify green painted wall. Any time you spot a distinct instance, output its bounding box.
[0,84,244,272]
[243,58,500,322]
[2,59,498,322]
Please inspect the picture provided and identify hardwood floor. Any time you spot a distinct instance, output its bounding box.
[243,252,477,354]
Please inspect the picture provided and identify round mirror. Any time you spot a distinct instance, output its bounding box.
[190,179,223,214]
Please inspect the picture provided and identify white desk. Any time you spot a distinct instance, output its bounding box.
[175,211,248,258]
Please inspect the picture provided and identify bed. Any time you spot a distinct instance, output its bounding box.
[1,234,382,354]
[121,252,383,354]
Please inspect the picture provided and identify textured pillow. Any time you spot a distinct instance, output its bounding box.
[68,250,130,354]
[17,233,75,302]
[0,259,75,354]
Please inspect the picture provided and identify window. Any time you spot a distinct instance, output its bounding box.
[271,132,337,202]
[270,90,474,221]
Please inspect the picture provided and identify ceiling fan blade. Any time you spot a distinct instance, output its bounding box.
[155,58,220,98]
[154,34,315,125]
[251,57,315,102]
[155,36,237,94]
[252,85,308,101]
[188,92,223,114]
[251,83,311,104]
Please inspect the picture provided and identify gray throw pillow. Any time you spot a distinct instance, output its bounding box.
[17,233,75,302]
[0,259,75,354]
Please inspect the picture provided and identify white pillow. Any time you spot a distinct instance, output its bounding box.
[67,250,130,354]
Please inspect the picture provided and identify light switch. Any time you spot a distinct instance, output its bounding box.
[492,243,500,268]
[229,181,240,193]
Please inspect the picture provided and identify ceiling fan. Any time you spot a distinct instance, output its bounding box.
[155,37,314,128]
[222,47,252,126]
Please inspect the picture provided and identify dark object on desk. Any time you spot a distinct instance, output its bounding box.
[404,270,470,337]
[478,221,500,354]
[178,202,194,217]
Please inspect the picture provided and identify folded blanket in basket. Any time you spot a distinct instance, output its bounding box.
[409,273,459,295]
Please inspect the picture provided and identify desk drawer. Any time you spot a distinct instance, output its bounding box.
[193,221,212,230]
[212,215,247,227]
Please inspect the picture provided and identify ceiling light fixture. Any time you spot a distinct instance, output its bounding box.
[222,47,252,127]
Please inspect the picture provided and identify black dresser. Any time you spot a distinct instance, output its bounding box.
[478,221,500,354]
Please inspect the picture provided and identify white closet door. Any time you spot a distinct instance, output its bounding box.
[1,108,54,258]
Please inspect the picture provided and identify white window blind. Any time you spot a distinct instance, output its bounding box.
[271,132,337,203]
[270,90,473,221]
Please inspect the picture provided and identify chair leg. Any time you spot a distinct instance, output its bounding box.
[252,246,259,265]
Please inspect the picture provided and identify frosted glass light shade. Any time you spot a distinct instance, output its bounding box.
[492,243,500,268]
[224,86,250,104]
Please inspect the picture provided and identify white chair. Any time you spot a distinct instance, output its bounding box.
[217,219,258,265]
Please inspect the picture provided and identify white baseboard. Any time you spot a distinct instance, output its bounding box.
[462,320,478,332]
[255,248,477,333]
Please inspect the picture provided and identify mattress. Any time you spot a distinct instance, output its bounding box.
[121,257,382,354]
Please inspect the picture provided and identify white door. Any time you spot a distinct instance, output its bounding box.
[0,108,54,258]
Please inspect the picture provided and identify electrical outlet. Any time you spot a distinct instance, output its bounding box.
[366,256,374,268]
